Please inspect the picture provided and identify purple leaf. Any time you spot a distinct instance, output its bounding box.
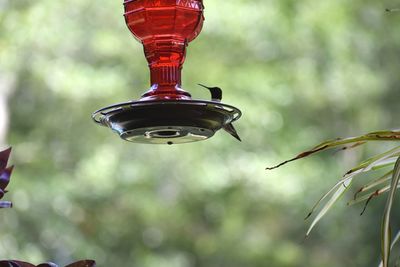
[0,166,14,190]
[0,148,13,208]
[0,261,35,267]
[36,263,58,267]
[0,147,12,171]
[64,260,96,267]
[0,261,96,267]
[11,261,35,267]
[0,201,12,208]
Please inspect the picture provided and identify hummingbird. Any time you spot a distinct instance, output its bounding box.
[198,83,222,102]
[198,84,241,142]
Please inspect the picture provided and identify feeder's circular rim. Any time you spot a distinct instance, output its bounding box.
[92,99,242,125]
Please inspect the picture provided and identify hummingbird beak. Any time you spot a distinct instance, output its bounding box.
[198,83,210,89]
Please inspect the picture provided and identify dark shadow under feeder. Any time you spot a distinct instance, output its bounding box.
[92,0,241,144]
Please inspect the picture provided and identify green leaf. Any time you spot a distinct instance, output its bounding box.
[345,147,400,175]
[379,229,400,267]
[381,156,400,267]
[306,178,352,237]
[305,148,400,221]
[348,185,390,207]
[266,129,400,170]
[353,170,394,200]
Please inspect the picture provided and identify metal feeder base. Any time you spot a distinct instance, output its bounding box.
[92,100,241,144]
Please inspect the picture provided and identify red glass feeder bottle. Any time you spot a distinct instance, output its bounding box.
[92,0,242,144]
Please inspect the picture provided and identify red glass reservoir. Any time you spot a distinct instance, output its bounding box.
[124,0,204,100]
[93,0,242,145]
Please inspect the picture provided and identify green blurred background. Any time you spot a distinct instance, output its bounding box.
[1,0,400,266]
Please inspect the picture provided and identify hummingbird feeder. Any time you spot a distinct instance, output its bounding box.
[92,0,242,144]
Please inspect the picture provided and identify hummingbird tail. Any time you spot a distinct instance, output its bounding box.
[223,123,241,142]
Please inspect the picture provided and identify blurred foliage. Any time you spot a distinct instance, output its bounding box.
[1,0,400,266]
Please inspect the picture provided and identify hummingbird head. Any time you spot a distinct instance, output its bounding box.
[198,84,222,102]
